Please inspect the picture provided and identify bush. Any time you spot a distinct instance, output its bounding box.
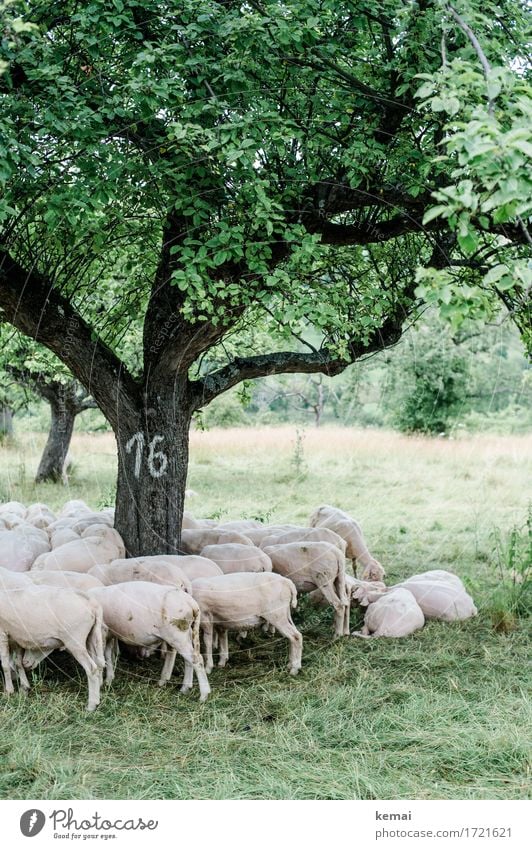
[386,325,470,434]
[488,507,532,632]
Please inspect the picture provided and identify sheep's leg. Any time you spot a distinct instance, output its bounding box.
[317,580,345,638]
[0,633,14,695]
[12,647,30,691]
[170,637,211,702]
[202,621,214,674]
[158,645,177,687]
[65,643,101,712]
[343,603,351,637]
[193,657,211,702]
[104,637,118,686]
[264,613,303,676]
[180,661,194,694]
[218,630,229,668]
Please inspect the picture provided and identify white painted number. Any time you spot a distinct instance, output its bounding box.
[147,434,168,478]
[125,432,168,479]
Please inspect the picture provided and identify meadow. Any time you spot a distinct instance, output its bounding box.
[0,426,531,800]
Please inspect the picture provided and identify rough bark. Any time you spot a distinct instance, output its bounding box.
[113,379,193,557]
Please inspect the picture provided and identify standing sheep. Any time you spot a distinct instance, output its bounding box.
[191,572,302,675]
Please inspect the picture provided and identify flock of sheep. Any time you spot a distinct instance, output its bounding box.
[0,499,477,711]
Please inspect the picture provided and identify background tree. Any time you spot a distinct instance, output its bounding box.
[0,0,529,555]
[0,329,97,480]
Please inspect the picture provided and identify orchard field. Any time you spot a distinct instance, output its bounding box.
[0,427,530,800]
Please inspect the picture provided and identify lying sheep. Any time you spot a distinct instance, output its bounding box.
[309,504,385,580]
[200,543,272,574]
[0,567,105,710]
[393,576,477,621]
[191,572,302,675]
[263,541,348,637]
[351,587,425,638]
[401,569,466,591]
[31,537,121,573]
[260,526,346,555]
[180,528,254,555]
[89,582,210,701]
[88,558,192,593]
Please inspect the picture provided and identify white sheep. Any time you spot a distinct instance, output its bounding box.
[0,567,105,710]
[200,543,273,574]
[309,504,385,581]
[263,541,349,637]
[351,587,425,638]
[191,572,302,675]
[89,582,210,701]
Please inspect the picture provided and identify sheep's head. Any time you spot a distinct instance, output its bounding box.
[361,558,386,582]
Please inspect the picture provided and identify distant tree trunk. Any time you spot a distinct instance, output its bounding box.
[0,404,14,438]
[35,394,77,483]
[5,373,99,484]
[313,378,325,427]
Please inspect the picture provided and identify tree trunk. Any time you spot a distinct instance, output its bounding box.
[35,399,76,483]
[0,405,14,439]
[114,381,192,557]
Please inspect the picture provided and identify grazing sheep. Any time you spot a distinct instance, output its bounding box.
[60,499,91,518]
[217,520,264,532]
[310,504,385,580]
[88,558,192,593]
[309,575,386,609]
[260,526,346,555]
[31,537,121,573]
[191,572,302,675]
[88,582,210,701]
[0,501,27,518]
[182,511,201,529]
[0,568,105,710]
[393,577,477,621]
[29,570,104,592]
[71,513,115,534]
[351,587,425,638]
[80,524,125,559]
[50,528,81,549]
[263,541,349,637]
[0,529,50,572]
[180,528,254,555]
[200,543,273,574]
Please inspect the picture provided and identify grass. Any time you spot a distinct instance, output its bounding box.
[0,426,531,800]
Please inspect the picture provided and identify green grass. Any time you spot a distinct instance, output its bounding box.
[1,426,531,799]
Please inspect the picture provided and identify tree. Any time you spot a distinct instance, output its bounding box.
[0,1,529,555]
[0,329,97,480]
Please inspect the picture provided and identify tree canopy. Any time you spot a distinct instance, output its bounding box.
[0,0,530,552]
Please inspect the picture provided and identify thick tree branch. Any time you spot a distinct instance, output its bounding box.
[190,311,408,409]
[0,250,140,426]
